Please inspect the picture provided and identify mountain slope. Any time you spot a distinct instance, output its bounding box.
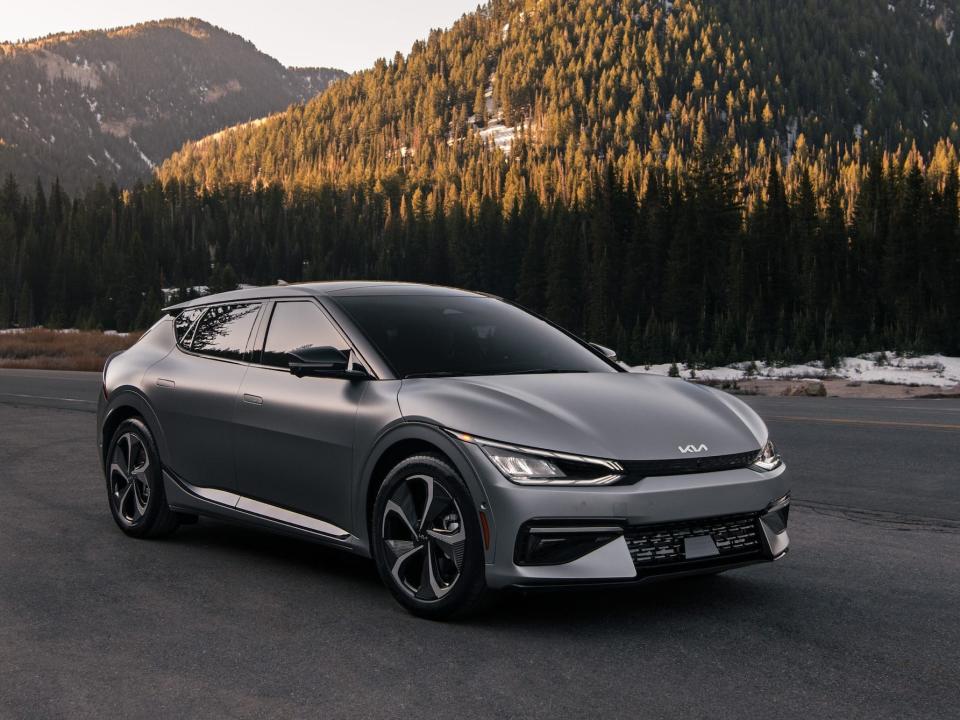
[158,0,960,190]
[0,19,346,191]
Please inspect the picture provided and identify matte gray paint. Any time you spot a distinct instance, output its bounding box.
[398,373,766,460]
[144,346,252,491]
[234,365,362,529]
[99,281,791,589]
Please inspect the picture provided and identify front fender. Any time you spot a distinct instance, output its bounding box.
[352,421,494,555]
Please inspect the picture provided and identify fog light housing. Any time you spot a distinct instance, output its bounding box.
[761,493,790,535]
[514,524,623,566]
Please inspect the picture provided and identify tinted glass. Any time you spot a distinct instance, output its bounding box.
[174,308,203,345]
[261,301,347,368]
[189,304,260,361]
[335,295,615,378]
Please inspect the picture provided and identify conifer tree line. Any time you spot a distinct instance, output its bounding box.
[1,0,958,364]
[1,134,958,365]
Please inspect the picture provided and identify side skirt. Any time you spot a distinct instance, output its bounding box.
[163,470,371,557]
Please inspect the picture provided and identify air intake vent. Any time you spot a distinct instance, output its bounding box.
[624,512,762,571]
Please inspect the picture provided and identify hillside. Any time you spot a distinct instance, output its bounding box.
[0,19,346,191]
[159,0,960,189]
[1,0,958,363]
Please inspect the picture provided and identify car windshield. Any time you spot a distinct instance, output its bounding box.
[334,295,617,378]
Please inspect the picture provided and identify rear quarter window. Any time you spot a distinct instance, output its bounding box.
[188,304,261,361]
[174,308,203,346]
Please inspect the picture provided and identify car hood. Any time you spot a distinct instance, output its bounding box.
[398,372,767,461]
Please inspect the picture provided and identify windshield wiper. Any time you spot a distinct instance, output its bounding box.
[403,371,474,379]
[493,368,589,376]
[404,368,590,379]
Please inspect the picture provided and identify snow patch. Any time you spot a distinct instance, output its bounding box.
[478,122,520,152]
[0,326,129,336]
[102,149,121,171]
[128,136,154,169]
[631,353,960,388]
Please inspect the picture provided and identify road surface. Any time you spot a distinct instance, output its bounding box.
[0,369,957,718]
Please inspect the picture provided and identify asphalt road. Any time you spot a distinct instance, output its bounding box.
[0,370,958,718]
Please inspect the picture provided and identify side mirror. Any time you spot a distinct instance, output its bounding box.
[590,342,618,362]
[288,347,370,380]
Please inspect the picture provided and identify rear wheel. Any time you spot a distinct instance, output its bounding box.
[372,454,488,619]
[106,417,179,538]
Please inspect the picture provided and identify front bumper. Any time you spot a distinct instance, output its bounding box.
[458,443,790,589]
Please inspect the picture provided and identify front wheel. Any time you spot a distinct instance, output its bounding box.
[372,454,489,619]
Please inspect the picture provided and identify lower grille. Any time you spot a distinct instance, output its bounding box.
[624,512,763,571]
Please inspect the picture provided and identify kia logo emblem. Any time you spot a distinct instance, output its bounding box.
[678,444,709,454]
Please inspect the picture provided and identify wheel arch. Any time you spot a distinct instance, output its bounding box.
[100,389,168,471]
[357,423,490,552]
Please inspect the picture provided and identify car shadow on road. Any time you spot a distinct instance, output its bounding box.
[166,518,384,588]
[159,517,795,630]
[483,573,786,627]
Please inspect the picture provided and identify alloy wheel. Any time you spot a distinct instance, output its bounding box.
[381,474,466,601]
[109,432,152,523]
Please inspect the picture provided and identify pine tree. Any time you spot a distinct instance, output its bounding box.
[16,283,34,327]
[0,287,11,328]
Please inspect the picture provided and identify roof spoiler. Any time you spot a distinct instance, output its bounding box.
[162,301,189,316]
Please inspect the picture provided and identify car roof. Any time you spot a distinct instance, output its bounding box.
[162,281,490,313]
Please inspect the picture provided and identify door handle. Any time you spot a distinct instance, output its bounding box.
[156,378,176,389]
[242,393,263,406]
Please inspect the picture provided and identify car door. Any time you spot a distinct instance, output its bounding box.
[233,299,365,532]
[144,302,261,492]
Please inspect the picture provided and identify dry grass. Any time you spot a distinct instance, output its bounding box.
[0,329,141,371]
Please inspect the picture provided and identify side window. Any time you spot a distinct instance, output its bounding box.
[261,301,348,368]
[174,308,203,347]
[189,304,261,361]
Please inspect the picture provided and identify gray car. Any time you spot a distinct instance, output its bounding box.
[97,282,790,618]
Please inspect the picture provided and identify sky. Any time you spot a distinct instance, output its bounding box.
[0,1,481,72]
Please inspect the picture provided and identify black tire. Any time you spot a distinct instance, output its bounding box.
[372,454,489,620]
[105,417,180,539]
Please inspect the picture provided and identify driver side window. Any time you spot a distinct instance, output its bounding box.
[261,301,348,369]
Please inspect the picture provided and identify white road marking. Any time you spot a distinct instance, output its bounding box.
[0,392,95,404]
[768,415,960,431]
[884,404,960,414]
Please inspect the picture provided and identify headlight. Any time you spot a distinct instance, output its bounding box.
[752,439,782,472]
[447,430,624,486]
[484,447,566,480]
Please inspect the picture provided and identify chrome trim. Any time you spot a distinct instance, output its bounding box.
[235,497,350,538]
[180,480,350,539]
[188,484,242,507]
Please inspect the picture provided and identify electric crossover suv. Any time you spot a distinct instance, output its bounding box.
[97,282,790,618]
